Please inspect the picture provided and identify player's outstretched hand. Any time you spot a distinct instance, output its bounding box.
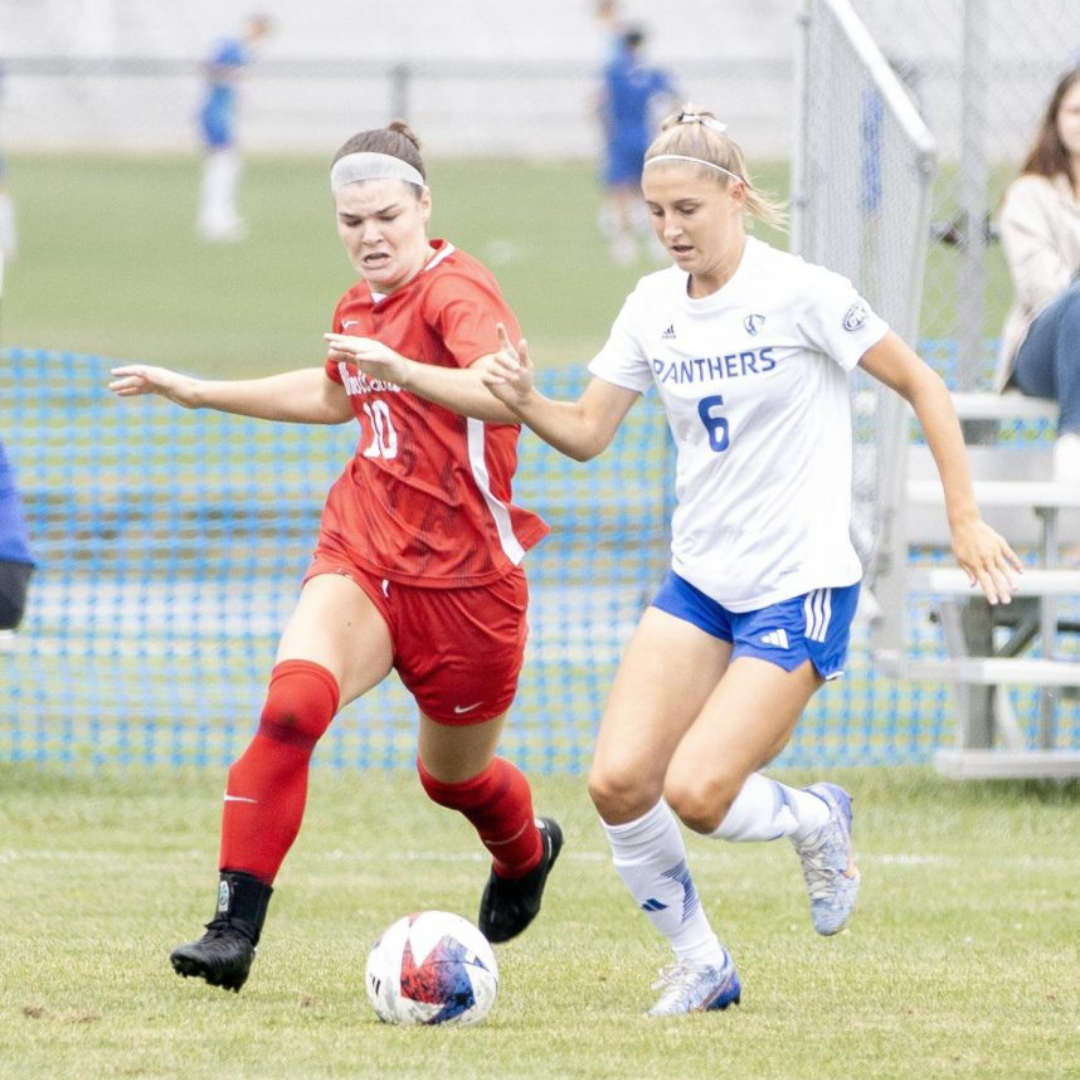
[478,323,536,410]
[952,517,1023,605]
[324,333,410,387]
[108,365,200,408]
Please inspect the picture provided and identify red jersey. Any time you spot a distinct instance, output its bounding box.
[321,239,548,587]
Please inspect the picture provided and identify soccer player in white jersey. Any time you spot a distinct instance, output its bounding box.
[480,105,1023,1017]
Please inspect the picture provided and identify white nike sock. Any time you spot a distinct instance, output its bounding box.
[709,773,830,844]
[602,800,724,965]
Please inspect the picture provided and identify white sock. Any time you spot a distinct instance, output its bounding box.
[709,773,830,844]
[198,149,243,238]
[602,800,724,966]
[0,192,17,260]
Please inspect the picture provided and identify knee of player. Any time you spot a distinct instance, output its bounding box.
[587,761,656,822]
[664,772,736,835]
[258,659,340,744]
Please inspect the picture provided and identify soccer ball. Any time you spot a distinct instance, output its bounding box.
[365,910,499,1027]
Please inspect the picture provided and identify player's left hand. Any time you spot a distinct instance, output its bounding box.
[951,517,1023,605]
[324,333,410,387]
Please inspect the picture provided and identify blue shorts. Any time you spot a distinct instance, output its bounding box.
[199,102,236,149]
[650,570,860,680]
[604,140,647,187]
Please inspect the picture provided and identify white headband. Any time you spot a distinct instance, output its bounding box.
[644,154,743,183]
[330,152,425,192]
[644,113,741,182]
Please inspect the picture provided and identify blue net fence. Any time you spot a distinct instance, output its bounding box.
[3,347,1077,774]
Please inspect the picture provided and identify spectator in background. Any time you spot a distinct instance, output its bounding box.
[0,63,17,265]
[0,438,35,651]
[595,25,678,265]
[995,67,1080,483]
[196,13,273,242]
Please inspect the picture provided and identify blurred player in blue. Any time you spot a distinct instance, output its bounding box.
[595,24,677,265]
[196,13,273,242]
[482,105,1022,1016]
[0,438,35,651]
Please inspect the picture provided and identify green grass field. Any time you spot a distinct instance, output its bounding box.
[3,151,1010,378]
[2,152,674,373]
[2,764,1078,1080]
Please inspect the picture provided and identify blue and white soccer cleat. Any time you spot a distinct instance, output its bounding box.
[793,782,860,936]
[646,951,742,1017]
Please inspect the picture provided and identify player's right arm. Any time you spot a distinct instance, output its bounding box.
[479,325,637,461]
[108,365,353,425]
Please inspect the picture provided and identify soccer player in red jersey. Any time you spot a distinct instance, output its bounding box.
[109,121,562,992]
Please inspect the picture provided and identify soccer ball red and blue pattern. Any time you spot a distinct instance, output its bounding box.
[365,910,499,1026]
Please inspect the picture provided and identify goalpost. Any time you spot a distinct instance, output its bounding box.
[791,0,937,658]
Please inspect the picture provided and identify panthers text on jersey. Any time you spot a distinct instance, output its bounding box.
[589,235,888,611]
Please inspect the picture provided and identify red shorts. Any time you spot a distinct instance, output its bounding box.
[303,553,528,725]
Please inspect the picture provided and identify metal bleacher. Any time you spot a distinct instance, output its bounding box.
[872,392,1080,779]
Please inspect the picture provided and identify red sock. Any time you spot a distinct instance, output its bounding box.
[417,757,543,879]
[219,659,340,883]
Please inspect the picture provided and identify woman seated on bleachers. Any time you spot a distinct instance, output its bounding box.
[996,67,1080,483]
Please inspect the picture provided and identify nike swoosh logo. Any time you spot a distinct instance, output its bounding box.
[223,794,259,804]
[453,702,483,715]
[342,320,359,329]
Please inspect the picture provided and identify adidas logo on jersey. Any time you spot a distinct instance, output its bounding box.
[759,629,790,649]
[660,324,677,340]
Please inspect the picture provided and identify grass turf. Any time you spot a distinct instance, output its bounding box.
[1,151,1009,378]
[2,764,1078,1080]
[1,152,675,373]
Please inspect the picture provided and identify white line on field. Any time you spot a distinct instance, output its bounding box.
[1,849,1073,868]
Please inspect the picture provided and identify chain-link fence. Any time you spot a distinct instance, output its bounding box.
[793,0,1080,586]
[852,0,1080,386]
[793,0,938,585]
[794,0,1080,769]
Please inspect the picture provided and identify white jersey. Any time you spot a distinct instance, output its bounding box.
[589,236,889,612]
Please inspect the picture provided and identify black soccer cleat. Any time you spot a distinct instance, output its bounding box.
[170,918,256,992]
[479,816,563,943]
[170,870,272,993]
